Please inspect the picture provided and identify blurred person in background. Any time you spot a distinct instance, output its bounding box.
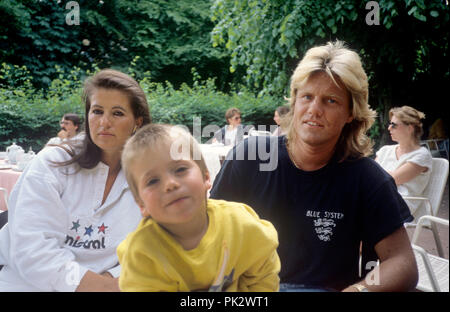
[375,106,432,219]
[272,106,290,136]
[47,113,84,146]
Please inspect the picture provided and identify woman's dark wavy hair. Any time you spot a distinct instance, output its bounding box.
[56,69,151,169]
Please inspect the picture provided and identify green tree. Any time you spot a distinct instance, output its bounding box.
[120,0,233,89]
[211,0,450,147]
[1,0,232,90]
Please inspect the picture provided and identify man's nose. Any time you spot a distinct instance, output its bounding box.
[307,97,324,116]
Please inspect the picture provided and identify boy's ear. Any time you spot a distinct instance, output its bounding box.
[204,171,212,190]
[136,197,148,217]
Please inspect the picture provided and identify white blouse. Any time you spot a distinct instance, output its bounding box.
[376,144,432,218]
[0,146,141,291]
[224,126,238,146]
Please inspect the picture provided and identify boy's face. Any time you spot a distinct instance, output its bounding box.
[130,144,211,227]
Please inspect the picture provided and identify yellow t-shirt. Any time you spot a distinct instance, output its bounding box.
[117,199,280,292]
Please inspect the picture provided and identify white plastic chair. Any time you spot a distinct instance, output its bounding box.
[0,187,8,211]
[403,158,449,257]
[411,215,449,292]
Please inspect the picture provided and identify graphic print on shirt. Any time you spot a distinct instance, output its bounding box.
[209,241,235,292]
[306,210,344,242]
[65,218,109,249]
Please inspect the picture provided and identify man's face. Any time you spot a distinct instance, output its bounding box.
[60,118,77,138]
[292,71,353,149]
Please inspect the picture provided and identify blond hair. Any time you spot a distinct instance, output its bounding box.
[121,124,208,202]
[285,40,376,161]
[389,106,426,143]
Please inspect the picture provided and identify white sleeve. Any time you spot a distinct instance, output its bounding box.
[407,148,432,171]
[107,264,121,278]
[46,137,61,145]
[375,145,388,158]
[7,148,90,291]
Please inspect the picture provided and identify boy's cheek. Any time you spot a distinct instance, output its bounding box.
[137,198,150,217]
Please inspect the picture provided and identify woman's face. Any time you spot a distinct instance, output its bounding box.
[274,111,281,125]
[388,115,413,143]
[88,88,142,156]
[227,114,241,127]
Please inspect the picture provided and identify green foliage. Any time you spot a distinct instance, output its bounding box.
[211,0,449,95]
[211,0,450,145]
[144,68,283,142]
[0,0,232,90]
[0,65,283,150]
[0,64,84,151]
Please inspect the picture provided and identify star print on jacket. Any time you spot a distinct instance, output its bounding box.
[84,225,94,237]
[98,223,108,234]
[71,220,80,232]
[65,219,109,249]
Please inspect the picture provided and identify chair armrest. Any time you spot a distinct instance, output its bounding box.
[402,196,427,201]
[402,196,433,216]
[412,244,441,292]
[411,216,449,244]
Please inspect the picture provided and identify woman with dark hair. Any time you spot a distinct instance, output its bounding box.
[0,69,151,291]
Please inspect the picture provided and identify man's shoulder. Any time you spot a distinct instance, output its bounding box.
[227,135,284,172]
[233,135,284,157]
[341,156,379,170]
[337,156,391,183]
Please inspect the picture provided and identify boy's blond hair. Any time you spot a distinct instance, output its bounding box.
[121,124,209,202]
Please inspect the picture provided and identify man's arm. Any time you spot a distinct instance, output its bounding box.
[342,226,418,292]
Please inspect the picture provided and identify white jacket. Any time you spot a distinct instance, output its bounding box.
[0,146,141,291]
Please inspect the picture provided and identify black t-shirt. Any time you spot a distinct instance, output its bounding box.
[210,136,412,291]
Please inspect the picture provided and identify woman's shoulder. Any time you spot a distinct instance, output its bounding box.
[416,146,433,157]
[406,146,433,168]
[28,145,83,177]
[38,145,76,163]
[377,144,396,155]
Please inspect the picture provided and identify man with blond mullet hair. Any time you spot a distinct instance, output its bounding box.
[211,41,418,292]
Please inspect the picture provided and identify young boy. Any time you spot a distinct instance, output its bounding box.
[118,124,280,292]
